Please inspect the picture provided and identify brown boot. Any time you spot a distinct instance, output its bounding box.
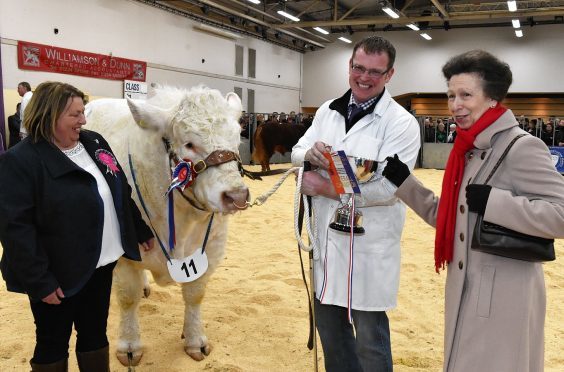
[76,346,110,372]
[30,358,68,372]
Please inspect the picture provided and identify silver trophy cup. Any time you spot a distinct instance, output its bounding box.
[329,157,378,235]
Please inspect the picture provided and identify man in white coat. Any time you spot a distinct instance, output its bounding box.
[17,81,33,138]
[291,36,420,371]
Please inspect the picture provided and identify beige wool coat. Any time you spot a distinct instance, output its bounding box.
[395,110,564,372]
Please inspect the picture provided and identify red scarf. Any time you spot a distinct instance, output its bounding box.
[434,104,507,272]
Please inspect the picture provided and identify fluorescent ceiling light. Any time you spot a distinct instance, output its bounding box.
[247,0,261,4]
[507,1,517,12]
[193,24,242,40]
[512,19,520,28]
[420,33,432,40]
[515,29,523,37]
[338,37,352,43]
[277,10,300,22]
[313,27,329,35]
[406,23,419,31]
[382,7,400,19]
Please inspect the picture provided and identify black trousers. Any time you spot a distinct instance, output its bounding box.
[29,261,116,364]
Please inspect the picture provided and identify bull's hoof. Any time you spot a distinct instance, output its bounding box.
[184,343,213,361]
[143,285,151,298]
[116,350,143,367]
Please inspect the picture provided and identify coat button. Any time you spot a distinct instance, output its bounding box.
[460,205,465,213]
[481,152,486,160]
[458,260,464,269]
[454,180,458,187]
[460,233,465,241]
[469,152,474,159]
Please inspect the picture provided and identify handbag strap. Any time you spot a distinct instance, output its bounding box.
[483,133,527,185]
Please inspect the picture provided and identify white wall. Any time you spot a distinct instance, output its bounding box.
[0,0,302,113]
[2,0,564,115]
[303,25,564,107]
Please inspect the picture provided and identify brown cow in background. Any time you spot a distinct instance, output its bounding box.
[251,122,310,171]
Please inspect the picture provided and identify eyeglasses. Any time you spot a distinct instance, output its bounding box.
[350,63,389,78]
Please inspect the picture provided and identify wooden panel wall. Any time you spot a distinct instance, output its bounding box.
[411,97,564,118]
[301,106,319,114]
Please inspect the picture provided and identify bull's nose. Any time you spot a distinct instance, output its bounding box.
[223,188,250,210]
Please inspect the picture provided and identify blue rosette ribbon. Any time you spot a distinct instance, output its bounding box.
[165,160,195,251]
[165,161,194,196]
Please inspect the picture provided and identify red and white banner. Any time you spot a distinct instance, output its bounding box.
[17,41,147,82]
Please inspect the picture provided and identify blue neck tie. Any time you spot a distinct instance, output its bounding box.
[349,104,364,122]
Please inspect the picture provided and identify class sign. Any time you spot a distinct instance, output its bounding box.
[124,80,148,100]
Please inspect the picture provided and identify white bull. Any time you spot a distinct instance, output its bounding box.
[85,85,249,365]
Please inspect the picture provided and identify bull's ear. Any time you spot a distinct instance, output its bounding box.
[126,98,172,131]
[225,92,242,113]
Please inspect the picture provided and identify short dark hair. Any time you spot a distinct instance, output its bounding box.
[352,36,396,70]
[442,50,512,101]
[18,81,32,92]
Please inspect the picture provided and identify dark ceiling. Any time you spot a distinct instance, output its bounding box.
[135,0,564,52]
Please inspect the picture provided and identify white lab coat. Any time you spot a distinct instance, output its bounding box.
[19,91,33,136]
[292,89,420,310]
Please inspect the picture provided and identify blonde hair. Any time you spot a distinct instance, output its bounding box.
[23,81,87,143]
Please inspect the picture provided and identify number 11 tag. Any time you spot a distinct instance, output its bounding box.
[166,249,209,283]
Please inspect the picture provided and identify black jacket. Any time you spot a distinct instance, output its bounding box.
[7,113,21,148]
[0,130,152,301]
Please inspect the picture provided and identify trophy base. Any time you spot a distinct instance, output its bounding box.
[329,222,365,235]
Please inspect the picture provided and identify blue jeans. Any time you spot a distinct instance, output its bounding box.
[315,298,393,372]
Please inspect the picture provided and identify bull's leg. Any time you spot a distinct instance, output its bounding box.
[181,277,212,361]
[113,259,145,366]
[142,270,151,298]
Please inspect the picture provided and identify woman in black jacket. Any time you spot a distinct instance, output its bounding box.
[0,82,154,372]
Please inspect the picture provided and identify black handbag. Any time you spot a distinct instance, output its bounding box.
[470,134,556,262]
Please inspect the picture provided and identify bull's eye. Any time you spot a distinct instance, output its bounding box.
[185,143,193,149]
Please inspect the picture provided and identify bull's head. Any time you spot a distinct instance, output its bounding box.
[126,86,249,213]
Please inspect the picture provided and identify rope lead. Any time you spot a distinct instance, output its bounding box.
[247,166,319,259]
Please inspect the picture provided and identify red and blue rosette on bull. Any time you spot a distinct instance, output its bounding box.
[165,160,195,251]
[165,160,195,196]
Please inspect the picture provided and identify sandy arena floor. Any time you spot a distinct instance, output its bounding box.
[1,166,562,371]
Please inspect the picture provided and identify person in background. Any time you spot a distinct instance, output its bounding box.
[301,113,314,128]
[424,117,436,143]
[527,118,538,137]
[0,81,154,372]
[555,119,564,146]
[446,123,457,143]
[541,122,554,147]
[436,120,448,143]
[383,50,564,372]
[17,81,33,139]
[8,103,22,148]
[292,35,420,372]
[239,111,250,139]
[266,112,279,125]
[256,113,265,127]
[287,110,297,124]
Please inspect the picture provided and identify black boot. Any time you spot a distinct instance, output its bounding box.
[30,358,68,372]
[76,346,110,372]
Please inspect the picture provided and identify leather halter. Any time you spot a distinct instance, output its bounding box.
[162,138,240,172]
[193,150,242,174]
[162,137,261,180]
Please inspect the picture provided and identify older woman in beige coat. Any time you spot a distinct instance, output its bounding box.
[383,50,564,372]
